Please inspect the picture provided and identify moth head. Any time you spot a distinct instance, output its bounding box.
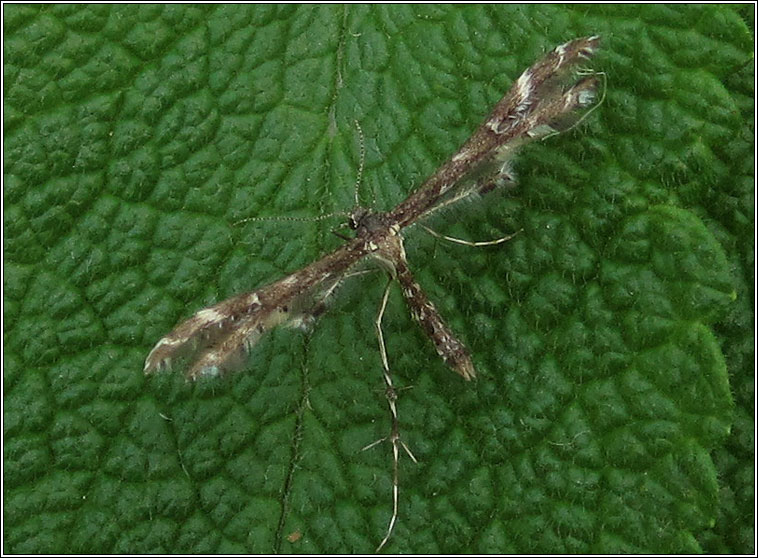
[348,206,371,230]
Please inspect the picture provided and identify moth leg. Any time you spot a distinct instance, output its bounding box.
[419,224,522,247]
[362,279,417,552]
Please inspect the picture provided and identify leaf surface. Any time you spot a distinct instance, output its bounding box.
[3,4,752,553]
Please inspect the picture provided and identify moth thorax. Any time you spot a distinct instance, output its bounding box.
[348,206,371,230]
[350,208,390,235]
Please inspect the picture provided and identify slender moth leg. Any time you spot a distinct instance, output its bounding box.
[363,279,417,552]
[419,224,523,247]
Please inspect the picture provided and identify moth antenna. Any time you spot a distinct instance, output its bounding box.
[232,211,348,227]
[353,119,366,207]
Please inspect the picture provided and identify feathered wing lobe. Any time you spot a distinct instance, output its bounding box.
[182,303,289,380]
[144,240,370,380]
[144,291,261,375]
[389,36,602,227]
[143,289,299,380]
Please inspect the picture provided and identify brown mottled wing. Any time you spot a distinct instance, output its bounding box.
[392,238,475,380]
[389,36,601,228]
[144,239,370,380]
[144,289,274,379]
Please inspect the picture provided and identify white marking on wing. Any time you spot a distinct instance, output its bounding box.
[195,308,227,324]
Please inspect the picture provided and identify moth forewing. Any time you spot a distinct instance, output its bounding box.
[143,290,264,377]
[145,237,372,379]
[388,36,601,229]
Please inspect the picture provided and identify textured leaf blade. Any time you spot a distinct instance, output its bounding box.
[3,4,751,554]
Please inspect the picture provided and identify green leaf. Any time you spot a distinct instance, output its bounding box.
[4,4,752,554]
